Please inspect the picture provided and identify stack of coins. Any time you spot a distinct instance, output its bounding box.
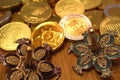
[0,0,65,51]
[0,0,120,80]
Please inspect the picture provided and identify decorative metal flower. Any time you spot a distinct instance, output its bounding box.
[68,28,120,78]
[0,38,61,80]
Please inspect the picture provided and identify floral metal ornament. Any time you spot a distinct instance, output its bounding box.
[0,38,61,80]
[68,28,120,78]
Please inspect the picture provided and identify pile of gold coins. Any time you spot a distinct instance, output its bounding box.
[0,0,120,79]
[0,0,120,51]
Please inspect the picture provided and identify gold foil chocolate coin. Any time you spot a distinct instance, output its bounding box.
[85,10,104,29]
[31,21,64,50]
[100,16,120,45]
[0,22,31,51]
[0,0,21,10]
[59,14,92,40]
[79,0,102,10]
[55,0,85,17]
[20,1,52,24]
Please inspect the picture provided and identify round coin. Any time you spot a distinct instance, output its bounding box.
[0,10,12,27]
[104,4,120,17]
[79,0,102,10]
[0,0,21,10]
[55,0,85,17]
[20,1,52,24]
[100,16,120,45]
[0,22,31,51]
[59,14,92,40]
[31,21,64,50]
[85,10,104,30]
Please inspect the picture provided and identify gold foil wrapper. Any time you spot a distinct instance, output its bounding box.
[31,21,65,50]
[59,14,92,40]
[0,22,31,50]
[55,0,85,17]
[20,1,52,24]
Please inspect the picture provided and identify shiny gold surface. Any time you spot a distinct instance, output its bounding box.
[100,16,120,45]
[55,0,85,17]
[31,21,64,50]
[64,18,87,36]
[0,22,31,51]
[85,10,104,29]
[0,0,21,10]
[0,0,120,80]
[20,1,52,24]
[79,0,102,10]
[59,14,92,40]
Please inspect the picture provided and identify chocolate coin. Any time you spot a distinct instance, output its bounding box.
[31,21,64,50]
[0,22,31,50]
[59,14,92,40]
[20,1,52,24]
[55,0,85,17]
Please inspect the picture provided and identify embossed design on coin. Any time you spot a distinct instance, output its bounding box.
[55,0,85,17]
[0,22,31,50]
[31,21,64,50]
[59,14,92,40]
[20,1,52,24]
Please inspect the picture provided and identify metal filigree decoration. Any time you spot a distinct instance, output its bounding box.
[0,38,61,80]
[69,28,120,78]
